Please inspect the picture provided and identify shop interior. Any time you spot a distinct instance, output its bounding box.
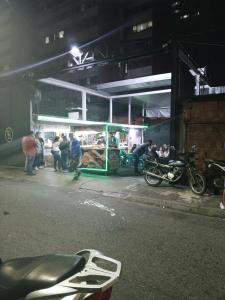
[34,116,147,172]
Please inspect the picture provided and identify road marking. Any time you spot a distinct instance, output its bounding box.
[102,192,129,199]
[80,199,116,216]
[126,183,138,191]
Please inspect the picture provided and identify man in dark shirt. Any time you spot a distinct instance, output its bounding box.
[108,133,117,147]
[133,140,152,175]
[69,133,82,180]
[59,135,70,171]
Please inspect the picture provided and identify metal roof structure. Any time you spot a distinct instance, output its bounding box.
[38,72,171,123]
[95,73,171,98]
[39,72,171,100]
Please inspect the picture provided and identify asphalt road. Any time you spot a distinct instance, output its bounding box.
[0,178,225,300]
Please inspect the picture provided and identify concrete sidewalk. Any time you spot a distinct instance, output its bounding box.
[0,166,223,218]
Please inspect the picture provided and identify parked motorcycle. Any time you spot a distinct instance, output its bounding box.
[205,159,225,193]
[143,150,206,195]
[0,249,121,300]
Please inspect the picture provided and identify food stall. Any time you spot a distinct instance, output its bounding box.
[34,115,147,173]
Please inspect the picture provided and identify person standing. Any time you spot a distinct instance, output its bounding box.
[69,133,82,180]
[51,136,62,171]
[59,135,70,171]
[21,131,37,176]
[133,140,152,175]
[38,132,45,168]
[108,132,117,147]
[33,132,43,170]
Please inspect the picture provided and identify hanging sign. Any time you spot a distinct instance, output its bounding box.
[5,127,13,143]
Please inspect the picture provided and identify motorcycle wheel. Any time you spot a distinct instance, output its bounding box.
[144,167,163,187]
[189,172,206,195]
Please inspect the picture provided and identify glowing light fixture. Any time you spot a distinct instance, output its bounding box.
[37,115,148,129]
[70,46,81,57]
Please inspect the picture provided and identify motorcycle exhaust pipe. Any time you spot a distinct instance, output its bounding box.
[144,170,169,181]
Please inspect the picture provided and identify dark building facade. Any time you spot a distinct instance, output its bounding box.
[1,0,224,164]
[31,0,171,84]
[0,0,171,165]
[170,0,225,150]
[0,0,36,164]
[25,0,171,126]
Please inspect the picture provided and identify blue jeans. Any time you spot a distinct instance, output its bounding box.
[61,151,68,170]
[52,151,62,170]
[33,153,42,168]
[26,155,35,175]
[70,156,81,177]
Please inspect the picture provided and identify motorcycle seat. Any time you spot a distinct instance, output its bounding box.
[168,160,185,167]
[213,160,225,167]
[206,159,225,165]
[0,254,86,300]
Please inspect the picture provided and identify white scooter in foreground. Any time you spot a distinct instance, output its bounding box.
[0,249,121,300]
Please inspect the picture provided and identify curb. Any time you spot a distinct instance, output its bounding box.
[79,186,225,219]
[0,166,223,219]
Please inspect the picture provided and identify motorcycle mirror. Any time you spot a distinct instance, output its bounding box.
[191,145,197,152]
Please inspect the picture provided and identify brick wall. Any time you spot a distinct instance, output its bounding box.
[184,98,225,168]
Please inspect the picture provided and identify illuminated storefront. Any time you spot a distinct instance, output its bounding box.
[34,115,147,173]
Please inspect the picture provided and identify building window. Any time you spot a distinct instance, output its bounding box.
[171,1,180,7]
[180,14,189,20]
[133,21,153,33]
[58,30,64,39]
[45,36,50,44]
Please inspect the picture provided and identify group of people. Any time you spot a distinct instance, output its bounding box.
[51,133,82,180]
[132,140,176,175]
[21,131,82,180]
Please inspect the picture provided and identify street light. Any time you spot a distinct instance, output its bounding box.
[70,46,81,57]
[69,45,93,66]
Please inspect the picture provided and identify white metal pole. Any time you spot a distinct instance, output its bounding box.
[196,74,200,95]
[128,98,131,125]
[142,104,145,117]
[82,91,87,121]
[141,105,145,143]
[109,98,113,123]
[30,100,33,130]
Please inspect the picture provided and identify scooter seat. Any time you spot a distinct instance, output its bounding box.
[0,254,86,300]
